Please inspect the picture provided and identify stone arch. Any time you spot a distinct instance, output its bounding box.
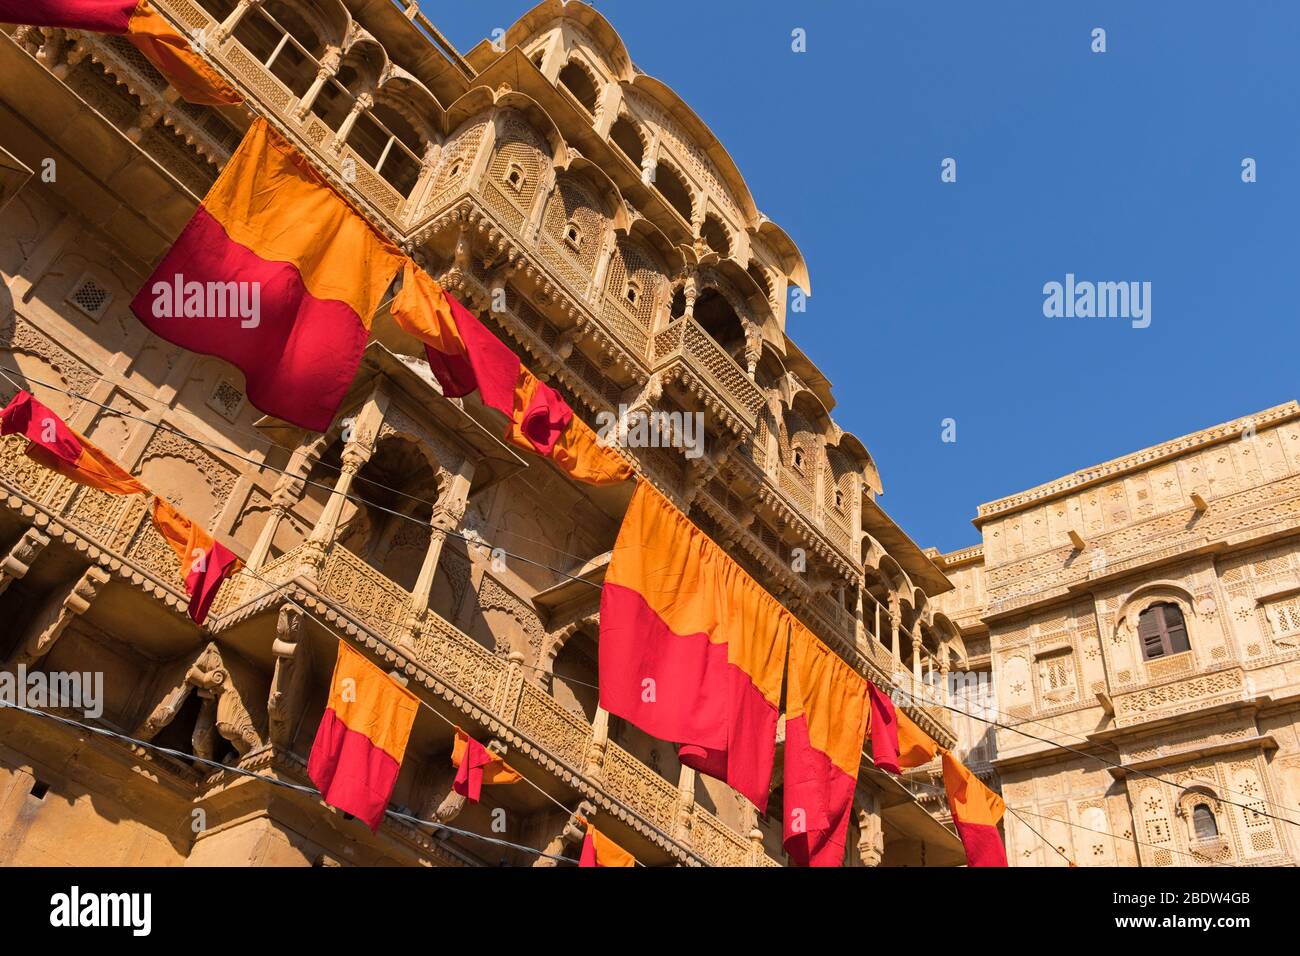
[557,57,600,114]
[701,212,731,258]
[1115,580,1201,659]
[609,112,646,168]
[653,158,694,224]
[1175,785,1226,844]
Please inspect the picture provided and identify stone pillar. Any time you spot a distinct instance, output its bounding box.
[682,273,698,322]
[585,706,611,783]
[912,627,924,684]
[857,794,884,867]
[938,647,951,707]
[293,47,341,120]
[248,442,319,571]
[888,593,901,660]
[675,765,696,845]
[408,460,475,623]
[211,0,264,45]
[332,93,373,154]
[299,442,369,579]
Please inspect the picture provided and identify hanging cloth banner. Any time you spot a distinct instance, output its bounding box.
[941,749,1008,867]
[599,479,788,808]
[450,727,522,802]
[307,641,419,832]
[866,681,937,774]
[0,1,243,105]
[148,496,242,625]
[390,261,633,486]
[578,819,635,868]
[130,118,404,432]
[783,625,871,866]
[1,390,147,495]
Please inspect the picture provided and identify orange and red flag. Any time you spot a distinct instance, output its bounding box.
[1,390,147,495]
[941,749,1008,867]
[0,1,241,105]
[783,625,870,866]
[149,497,241,625]
[599,480,788,808]
[131,118,403,432]
[391,261,632,486]
[578,819,634,868]
[867,681,937,774]
[307,641,419,832]
[451,727,521,802]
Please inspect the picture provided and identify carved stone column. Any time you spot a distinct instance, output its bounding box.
[408,460,474,627]
[585,706,611,783]
[299,443,370,580]
[293,46,341,120]
[888,593,901,660]
[857,793,884,867]
[248,441,321,571]
[332,92,374,154]
[912,626,924,684]
[211,0,264,45]
[675,764,696,845]
[938,647,951,707]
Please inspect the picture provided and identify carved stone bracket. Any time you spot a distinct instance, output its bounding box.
[532,800,593,868]
[268,605,311,748]
[0,528,50,598]
[5,565,108,669]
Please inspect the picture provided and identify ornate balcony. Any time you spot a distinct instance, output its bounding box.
[652,317,763,435]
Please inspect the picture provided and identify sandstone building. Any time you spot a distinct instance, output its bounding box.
[2,1,1294,869]
[928,404,1300,866]
[0,0,967,866]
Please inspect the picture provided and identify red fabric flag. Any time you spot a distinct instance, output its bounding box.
[450,727,521,802]
[941,749,1008,867]
[599,480,788,808]
[130,119,403,432]
[308,642,419,832]
[390,262,632,484]
[783,625,870,866]
[1,390,148,495]
[0,1,242,105]
[149,496,242,624]
[867,682,937,774]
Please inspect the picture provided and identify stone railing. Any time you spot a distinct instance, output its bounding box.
[652,317,763,433]
[224,537,771,866]
[153,0,410,228]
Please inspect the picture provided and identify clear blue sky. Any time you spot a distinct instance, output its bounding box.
[432,1,1300,552]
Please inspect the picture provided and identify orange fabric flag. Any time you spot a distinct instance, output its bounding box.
[0,2,242,105]
[391,261,633,486]
[599,479,790,809]
[941,749,1008,867]
[131,118,404,432]
[1,390,147,495]
[783,623,870,866]
[578,819,635,868]
[308,641,419,832]
[867,682,937,773]
[450,727,522,802]
[149,497,242,624]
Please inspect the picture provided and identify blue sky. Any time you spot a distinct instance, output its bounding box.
[433,1,1300,552]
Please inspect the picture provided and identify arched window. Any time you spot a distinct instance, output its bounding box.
[1192,803,1218,840]
[1137,602,1190,659]
[610,116,644,168]
[701,214,730,257]
[654,162,693,224]
[558,61,599,113]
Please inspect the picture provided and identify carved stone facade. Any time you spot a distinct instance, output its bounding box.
[0,2,966,866]
[931,404,1300,866]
